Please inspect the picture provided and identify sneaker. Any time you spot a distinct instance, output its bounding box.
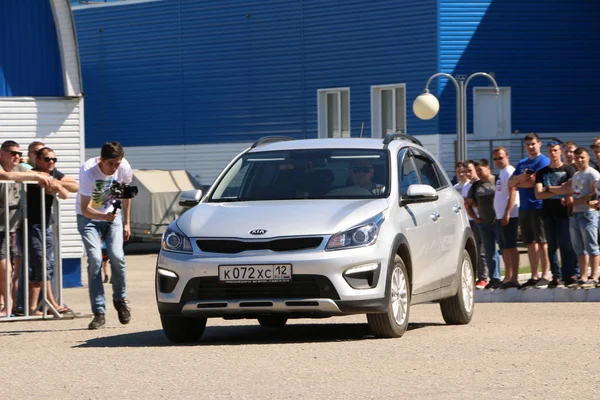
[475,279,488,290]
[519,278,539,290]
[113,299,131,325]
[88,313,106,330]
[548,276,563,288]
[580,279,596,289]
[534,278,551,289]
[500,280,520,289]
[564,276,578,287]
[485,279,502,289]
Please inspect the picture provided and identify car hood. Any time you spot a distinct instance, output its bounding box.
[177,199,389,238]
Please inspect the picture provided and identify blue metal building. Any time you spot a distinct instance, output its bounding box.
[72,0,600,179]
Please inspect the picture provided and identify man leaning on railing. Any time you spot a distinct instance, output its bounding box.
[0,140,52,317]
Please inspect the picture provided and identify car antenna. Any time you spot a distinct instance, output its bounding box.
[359,122,364,138]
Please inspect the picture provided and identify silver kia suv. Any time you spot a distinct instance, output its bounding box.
[156,134,477,342]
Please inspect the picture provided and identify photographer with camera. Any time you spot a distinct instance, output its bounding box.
[76,142,136,330]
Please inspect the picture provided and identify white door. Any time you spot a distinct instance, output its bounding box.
[473,87,511,139]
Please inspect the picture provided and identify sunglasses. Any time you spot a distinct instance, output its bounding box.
[493,157,504,161]
[546,141,562,147]
[43,157,58,163]
[3,150,23,157]
[350,166,372,174]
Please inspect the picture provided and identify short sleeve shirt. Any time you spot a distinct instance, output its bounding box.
[76,157,133,216]
[535,164,576,218]
[494,166,519,219]
[467,177,496,223]
[514,154,550,210]
[27,168,65,226]
[572,167,600,213]
[0,164,29,232]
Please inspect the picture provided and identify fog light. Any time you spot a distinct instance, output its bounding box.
[157,268,179,293]
[343,263,380,289]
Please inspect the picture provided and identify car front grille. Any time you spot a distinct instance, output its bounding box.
[196,237,323,254]
[181,275,340,302]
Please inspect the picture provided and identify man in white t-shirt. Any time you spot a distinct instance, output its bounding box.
[76,142,134,330]
[492,147,520,289]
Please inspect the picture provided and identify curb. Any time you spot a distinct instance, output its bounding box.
[475,287,600,303]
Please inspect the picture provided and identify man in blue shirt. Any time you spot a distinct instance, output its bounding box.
[508,133,551,288]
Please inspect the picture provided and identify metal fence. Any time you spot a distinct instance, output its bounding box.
[1,181,64,321]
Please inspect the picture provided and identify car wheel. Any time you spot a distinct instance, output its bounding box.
[160,315,207,343]
[367,255,410,338]
[440,249,474,324]
[257,315,288,328]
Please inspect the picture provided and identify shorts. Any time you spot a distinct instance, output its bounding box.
[0,231,19,260]
[519,209,546,245]
[28,225,55,282]
[495,217,519,249]
[569,211,600,257]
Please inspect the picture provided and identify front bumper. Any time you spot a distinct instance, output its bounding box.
[156,239,391,318]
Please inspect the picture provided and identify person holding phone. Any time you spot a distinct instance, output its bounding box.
[508,133,551,289]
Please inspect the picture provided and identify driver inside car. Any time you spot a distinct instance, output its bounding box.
[348,159,385,195]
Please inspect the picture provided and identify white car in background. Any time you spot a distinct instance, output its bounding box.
[156,134,477,343]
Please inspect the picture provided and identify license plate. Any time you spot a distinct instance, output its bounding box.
[218,264,292,283]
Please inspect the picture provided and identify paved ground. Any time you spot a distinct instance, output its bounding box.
[1,246,599,399]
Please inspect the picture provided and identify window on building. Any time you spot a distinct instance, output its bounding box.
[318,88,350,138]
[371,84,406,138]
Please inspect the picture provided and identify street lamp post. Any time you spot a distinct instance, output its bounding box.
[412,72,499,162]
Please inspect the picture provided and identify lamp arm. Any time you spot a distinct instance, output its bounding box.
[423,73,460,93]
[464,72,499,94]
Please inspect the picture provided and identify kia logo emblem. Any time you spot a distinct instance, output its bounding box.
[249,229,267,235]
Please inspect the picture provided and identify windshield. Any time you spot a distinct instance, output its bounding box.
[208,149,389,202]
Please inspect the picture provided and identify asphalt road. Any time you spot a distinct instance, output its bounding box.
[1,250,599,399]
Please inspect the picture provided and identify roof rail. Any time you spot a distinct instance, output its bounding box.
[382,133,422,147]
[250,136,295,149]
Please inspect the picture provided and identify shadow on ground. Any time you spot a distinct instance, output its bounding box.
[74,321,446,348]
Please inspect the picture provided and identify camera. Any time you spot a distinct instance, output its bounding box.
[110,181,139,199]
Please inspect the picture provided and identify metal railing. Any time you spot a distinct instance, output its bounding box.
[1,180,64,321]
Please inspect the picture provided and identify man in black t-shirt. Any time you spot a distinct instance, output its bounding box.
[534,141,578,287]
[26,147,79,315]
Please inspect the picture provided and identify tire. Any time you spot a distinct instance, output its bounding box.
[367,255,410,338]
[257,315,288,328]
[440,249,475,325]
[160,315,207,343]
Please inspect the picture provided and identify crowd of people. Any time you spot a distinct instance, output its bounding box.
[0,140,133,331]
[454,133,600,290]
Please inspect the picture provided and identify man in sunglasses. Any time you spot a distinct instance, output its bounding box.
[347,159,385,195]
[492,147,520,289]
[26,147,79,315]
[0,140,52,317]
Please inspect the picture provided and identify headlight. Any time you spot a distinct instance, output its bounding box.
[161,226,193,253]
[326,213,385,251]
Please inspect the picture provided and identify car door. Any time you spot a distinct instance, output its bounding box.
[412,151,462,288]
[397,149,441,295]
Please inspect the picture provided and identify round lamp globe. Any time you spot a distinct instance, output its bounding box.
[412,93,440,120]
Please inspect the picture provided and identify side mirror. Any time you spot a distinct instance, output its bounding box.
[401,184,438,205]
[179,189,203,208]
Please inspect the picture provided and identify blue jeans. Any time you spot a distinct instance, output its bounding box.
[542,216,579,279]
[77,214,127,314]
[476,221,501,281]
[569,211,600,257]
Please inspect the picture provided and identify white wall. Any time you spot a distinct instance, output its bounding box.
[0,98,84,257]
